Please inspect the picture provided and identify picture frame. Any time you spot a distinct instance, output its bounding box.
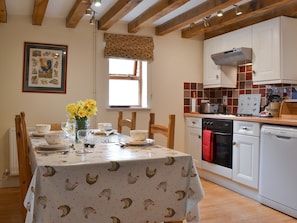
[22,42,68,93]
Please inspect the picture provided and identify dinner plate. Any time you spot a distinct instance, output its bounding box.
[37,144,69,151]
[125,138,154,146]
[31,132,46,137]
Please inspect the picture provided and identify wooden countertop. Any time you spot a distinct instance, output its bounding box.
[184,113,297,127]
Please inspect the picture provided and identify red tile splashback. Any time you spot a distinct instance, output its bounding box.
[184,64,297,114]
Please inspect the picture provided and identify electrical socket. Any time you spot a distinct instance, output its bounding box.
[223,96,228,105]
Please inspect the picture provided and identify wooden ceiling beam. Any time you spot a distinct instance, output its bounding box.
[0,0,7,23]
[66,0,88,28]
[155,0,242,36]
[98,0,143,31]
[32,0,49,25]
[181,0,295,39]
[128,0,189,33]
[205,1,297,39]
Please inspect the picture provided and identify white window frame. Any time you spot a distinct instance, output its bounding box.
[108,58,149,108]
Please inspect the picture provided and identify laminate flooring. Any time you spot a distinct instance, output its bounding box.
[0,179,296,223]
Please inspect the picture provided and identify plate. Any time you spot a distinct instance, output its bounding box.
[91,129,116,136]
[32,132,46,137]
[37,144,69,151]
[125,138,154,146]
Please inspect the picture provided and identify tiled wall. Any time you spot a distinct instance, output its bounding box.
[184,64,297,114]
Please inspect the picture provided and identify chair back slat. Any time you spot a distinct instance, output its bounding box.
[148,113,175,149]
[117,111,137,134]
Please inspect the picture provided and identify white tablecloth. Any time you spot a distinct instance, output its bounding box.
[25,135,204,223]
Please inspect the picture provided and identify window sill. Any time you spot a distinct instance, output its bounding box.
[106,106,151,111]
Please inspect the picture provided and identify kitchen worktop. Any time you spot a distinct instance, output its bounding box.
[185,113,297,127]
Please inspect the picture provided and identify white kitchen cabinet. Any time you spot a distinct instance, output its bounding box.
[252,16,297,84]
[185,117,202,168]
[232,121,260,189]
[203,27,251,88]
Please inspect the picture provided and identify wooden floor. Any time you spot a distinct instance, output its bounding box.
[0,179,296,223]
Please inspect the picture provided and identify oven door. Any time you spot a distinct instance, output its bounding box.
[201,130,233,179]
[212,131,233,168]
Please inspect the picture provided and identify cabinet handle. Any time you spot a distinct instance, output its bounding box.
[216,75,219,79]
[242,127,248,130]
[198,135,201,139]
[191,121,196,125]
[252,70,256,75]
[233,142,236,146]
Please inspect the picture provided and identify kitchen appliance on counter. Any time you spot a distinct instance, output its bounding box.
[201,118,233,178]
[200,102,226,114]
[259,125,297,218]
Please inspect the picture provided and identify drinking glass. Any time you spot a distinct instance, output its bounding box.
[61,122,68,136]
[76,129,91,154]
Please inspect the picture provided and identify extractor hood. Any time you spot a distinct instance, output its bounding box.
[211,47,252,66]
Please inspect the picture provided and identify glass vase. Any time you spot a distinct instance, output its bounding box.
[75,118,89,143]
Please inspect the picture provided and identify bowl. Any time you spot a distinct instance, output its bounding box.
[35,124,51,134]
[130,130,148,141]
[44,131,64,145]
[98,123,112,131]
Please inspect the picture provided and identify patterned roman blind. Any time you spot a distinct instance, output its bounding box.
[104,33,154,61]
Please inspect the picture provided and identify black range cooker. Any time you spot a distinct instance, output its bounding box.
[202,118,233,169]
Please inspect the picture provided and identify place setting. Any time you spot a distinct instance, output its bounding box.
[35,131,71,154]
[121,130,154,148]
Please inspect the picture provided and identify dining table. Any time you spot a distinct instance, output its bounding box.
[25,130,205,223]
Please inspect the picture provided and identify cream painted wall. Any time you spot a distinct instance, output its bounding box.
[0,16,203,177]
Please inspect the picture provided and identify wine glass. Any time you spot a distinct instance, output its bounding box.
[76,129,91,154]
[61,122,68,137]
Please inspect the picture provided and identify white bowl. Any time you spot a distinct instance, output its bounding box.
[130,130,148,141]
[35,124,51,134]
[44,131,64,145]
[98,123,112,131]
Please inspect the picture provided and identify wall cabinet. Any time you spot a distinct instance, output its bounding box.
[185,117,202,168]
[232,121,260,189]
[252,16,297,84]
[203,27,251,88]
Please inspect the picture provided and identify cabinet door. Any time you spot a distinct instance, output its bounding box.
[252,18,281,83]
[232,134,259,189]
[203,37,221,87]
[185,127,202,168]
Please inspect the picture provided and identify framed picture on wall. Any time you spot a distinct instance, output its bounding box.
[22,42,68,93]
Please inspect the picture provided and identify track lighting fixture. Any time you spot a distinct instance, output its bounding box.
[89,11,96,25]
[217,10,223,17]
[85,0,93,16]
[203,17,210,28]
[234,5,242,16]
[94,0,101,7]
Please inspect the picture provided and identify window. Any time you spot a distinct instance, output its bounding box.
[108,58,148,108]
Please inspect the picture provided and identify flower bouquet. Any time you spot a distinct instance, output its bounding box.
[66,99,98,141]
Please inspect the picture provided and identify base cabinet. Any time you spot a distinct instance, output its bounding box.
[232,121,260,189]
[185,117,202,168]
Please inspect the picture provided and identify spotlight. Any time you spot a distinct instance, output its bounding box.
[203,17,210,28]
[85,7,93,16]
[234,5,242,16]
[217,10,223,17]
[89,11,95,25]
[94,0,101,7]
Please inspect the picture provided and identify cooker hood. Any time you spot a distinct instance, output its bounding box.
[211,47,252,66]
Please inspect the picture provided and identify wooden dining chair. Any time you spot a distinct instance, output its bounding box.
[15,112,32,222]
[117,111,137,134]
[50,123,62,131]
[148,113,175,149]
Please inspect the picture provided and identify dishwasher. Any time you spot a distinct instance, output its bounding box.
[259,125,297,218]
